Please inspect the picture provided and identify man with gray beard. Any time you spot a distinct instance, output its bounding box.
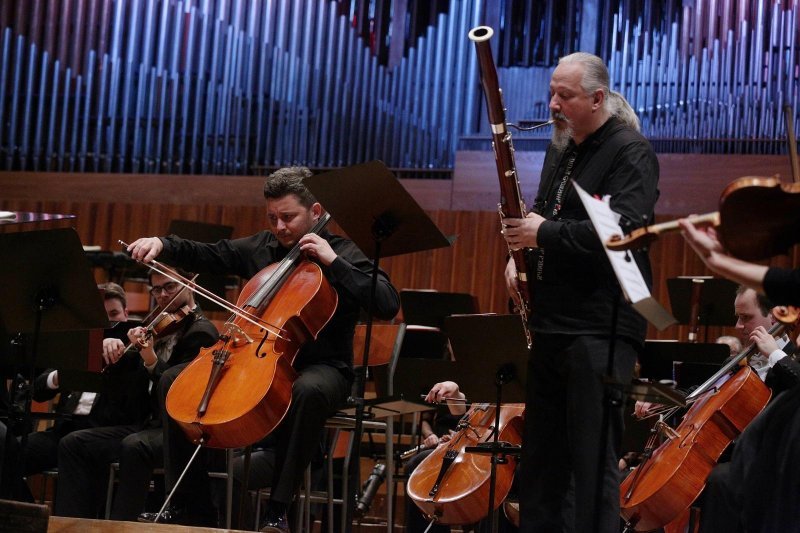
[501,52,659,533]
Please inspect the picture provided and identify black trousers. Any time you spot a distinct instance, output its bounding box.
[0,421,32,501]
[53,424,140,517]
[163,362,350,515]
[519,333,638,533]
[109,427,163,520]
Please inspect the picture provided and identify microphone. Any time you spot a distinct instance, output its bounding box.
[355,462,386,517]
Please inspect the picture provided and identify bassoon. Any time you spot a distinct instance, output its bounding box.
[468,26,551,347]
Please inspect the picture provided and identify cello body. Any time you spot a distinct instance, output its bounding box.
[620,366,770,531]
[407,403,525,525]
[166,259,337,449]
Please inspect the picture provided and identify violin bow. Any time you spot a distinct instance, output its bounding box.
[118,241,287,340]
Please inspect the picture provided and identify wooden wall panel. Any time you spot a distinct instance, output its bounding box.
[3,164,798,345]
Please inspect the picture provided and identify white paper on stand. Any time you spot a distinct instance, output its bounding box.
[572,181,676,331]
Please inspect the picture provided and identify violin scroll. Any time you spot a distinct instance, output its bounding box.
[772,305,799,325]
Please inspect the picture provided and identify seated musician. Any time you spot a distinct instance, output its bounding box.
[52,273,217,520]
[404,381,466,533]
[676,219,800,532]
[20,283,149,487]
[405,381,521,533]
[127,167,400,532]
[1,383,33,501]
[634,285,796,420]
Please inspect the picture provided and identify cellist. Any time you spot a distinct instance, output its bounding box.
[677,219,800,533]
[631,285,799,529]
[127,167,400,532]
[403,380,466,533]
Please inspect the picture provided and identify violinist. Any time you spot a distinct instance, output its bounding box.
[53,272,218,521]
[501,53,658,533]
[679,219,800,532]
[127,167,400,531]
[20,283,149,487]
[0,282,133,504]
[679,218,800,303]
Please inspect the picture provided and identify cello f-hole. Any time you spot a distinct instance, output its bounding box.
[255,331,269,358]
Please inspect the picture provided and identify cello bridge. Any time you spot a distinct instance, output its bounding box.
[224,323,254,347]
[655,420,680,440]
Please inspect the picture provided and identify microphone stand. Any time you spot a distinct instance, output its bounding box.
[464,363,520,533]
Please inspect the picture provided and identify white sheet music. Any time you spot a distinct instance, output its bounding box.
[573,181,676,331]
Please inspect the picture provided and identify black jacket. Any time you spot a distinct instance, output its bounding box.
[530,116,660,342]
[157,228,400,376]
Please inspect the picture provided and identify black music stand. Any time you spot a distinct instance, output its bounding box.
[400,290,479,328]
[0,228,108,485]
[667,277,738,342]
[338,355,444,419]
[399,290,480,359]
[304,160,453,529]
[639,340,729,389]
[444,314,529,533]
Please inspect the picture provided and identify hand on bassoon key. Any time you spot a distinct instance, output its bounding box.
[504,258,521,308]
[501,212,545,251]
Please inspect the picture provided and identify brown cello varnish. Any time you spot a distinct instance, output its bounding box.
[406,403,525,525]
[165,215,338,449]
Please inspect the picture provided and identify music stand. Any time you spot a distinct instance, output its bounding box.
[639,340,729,389]
[444,314,529,532]
[667,277,738,341]
[400,290,479,328]
[339,356,448,419]
[304,160,453,529]
[0,228,108,485]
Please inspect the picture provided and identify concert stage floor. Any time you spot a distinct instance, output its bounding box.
[48,517,397,532]
[48,516,245,532]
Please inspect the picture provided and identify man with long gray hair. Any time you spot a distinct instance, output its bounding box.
[501,52,659,532]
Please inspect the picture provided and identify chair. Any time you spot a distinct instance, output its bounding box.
[104,462,165,519]
[295,323,407,533]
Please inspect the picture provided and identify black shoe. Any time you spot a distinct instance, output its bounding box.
[259,513,290,533]
[138,506,185,524]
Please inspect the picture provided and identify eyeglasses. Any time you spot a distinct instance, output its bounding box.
[149,281,180,297]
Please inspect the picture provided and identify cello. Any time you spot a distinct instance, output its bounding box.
[619,305,798,531]
[406,402,525,526]
[164,213,338,449]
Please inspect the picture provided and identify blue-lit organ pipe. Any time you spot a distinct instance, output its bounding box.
[2,0,800,174]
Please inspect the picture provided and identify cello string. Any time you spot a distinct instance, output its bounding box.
[119,241,287,339]
[152,259,280,333]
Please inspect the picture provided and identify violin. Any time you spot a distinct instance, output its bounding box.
[406,403,525,525]
[606,175,800,260]
[131,304,194,349]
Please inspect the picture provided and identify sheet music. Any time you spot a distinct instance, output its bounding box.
[573,181,676,331]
